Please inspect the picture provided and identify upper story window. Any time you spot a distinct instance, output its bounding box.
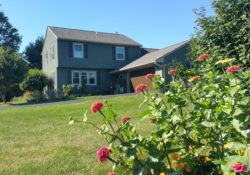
[115,46,125,60]
[73,43,84,59]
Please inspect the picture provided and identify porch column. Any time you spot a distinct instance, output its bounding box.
[126,71,130,93]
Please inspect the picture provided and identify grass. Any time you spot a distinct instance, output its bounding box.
[8,94,97,105]
[0,94,154,175]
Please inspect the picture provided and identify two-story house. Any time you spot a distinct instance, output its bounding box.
[42,26,189,94]
[42,26,144,94]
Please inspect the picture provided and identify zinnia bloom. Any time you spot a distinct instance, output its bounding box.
[168,69,177,75]
[226,65,240,73]
[188,75,200,82]
[108,172,116,175]
[177,162,186,170]
[96,146,110,163]
[135,84,147,93]
[232,162,247,173]
[172,153,180,161]
[121,115,131,124]
[145,73,155,80]
[91,101,103,113]
[198,53,209,61]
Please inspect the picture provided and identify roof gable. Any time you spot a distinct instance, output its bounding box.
[118,40,190,72]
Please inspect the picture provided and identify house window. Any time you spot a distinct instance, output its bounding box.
[88,72,96,85]
[81,72,87,85]
[72,71,97,86]
[116,46,125,60]
[73,72,80,85]
[73,43,84,58]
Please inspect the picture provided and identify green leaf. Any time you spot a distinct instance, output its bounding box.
[83,110,88,122]
[140,109,152,119]
[225,142,247,151]
[201,121,216,127]
[244,147,250,166]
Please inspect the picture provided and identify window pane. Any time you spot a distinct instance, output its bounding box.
[89,78,96,84]
[73,44,83,58]
[73,72,79,84]
[88,72,96,85]
[81,72,87,85]
[117,53,124,59]
[116,47,125,60]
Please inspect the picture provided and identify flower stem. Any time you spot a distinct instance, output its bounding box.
[99,110,116,133]
[162,141,173,172]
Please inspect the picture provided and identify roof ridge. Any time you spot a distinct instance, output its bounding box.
[48,26,121,36]
[161,39,190,50]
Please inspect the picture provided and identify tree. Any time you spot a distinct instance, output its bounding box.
[20,69,49,92]
[0,7,22,51]
[23,36,44,69]
[190,0,250,68]
[0,47,27,103]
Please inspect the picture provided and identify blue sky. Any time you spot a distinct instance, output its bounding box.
[1,0,214,52]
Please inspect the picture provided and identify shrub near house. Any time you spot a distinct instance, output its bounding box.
[72,53,250,175]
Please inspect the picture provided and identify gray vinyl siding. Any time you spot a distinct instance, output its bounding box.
[162,44,190,82]
[42,29,58,89]
[57,40,142,69]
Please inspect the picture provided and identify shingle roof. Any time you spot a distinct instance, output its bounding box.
[118,40,190,72]
[48,26,142,46]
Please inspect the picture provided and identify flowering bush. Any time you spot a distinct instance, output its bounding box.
[70,53,250,175]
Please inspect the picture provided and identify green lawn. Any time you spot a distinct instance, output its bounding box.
[0,95,154,175]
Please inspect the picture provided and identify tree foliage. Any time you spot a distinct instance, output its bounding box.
[0,7,22,51]
[0,47,27,102]
[20,68,49,92]
[190,0,250,67]
[23,36,44,69]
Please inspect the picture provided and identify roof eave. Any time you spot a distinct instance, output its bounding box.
[58,37,142,47]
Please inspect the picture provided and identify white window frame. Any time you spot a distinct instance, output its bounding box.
[71,70,97,86]
[73,43,84,59]
[115,46,125,60]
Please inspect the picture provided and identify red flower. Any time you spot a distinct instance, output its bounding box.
[232,162,247,173]
[226,65,240,73]
[91,101,103,113]
[121,115,131,124]
[145,73,155,80]
[96,146,110,163]
[168,69,177,75]
[198,53,209,61]
[135,84,147,93]
[108,172,116,175]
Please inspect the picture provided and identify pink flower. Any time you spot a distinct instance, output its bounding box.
[121,115,131,124]
[135,84,147,93]
[108,172,116,175]
[198,53,209,61]
[168,69,177,75]
[145,73,155,80]
[226,65,240,73]
[232,162,247,173]
[91,101,103,113]
[96,146,110,163]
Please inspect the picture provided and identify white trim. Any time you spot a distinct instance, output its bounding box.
[73,43,84,59]
[71,70,97,86]
[115,46,125,60]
